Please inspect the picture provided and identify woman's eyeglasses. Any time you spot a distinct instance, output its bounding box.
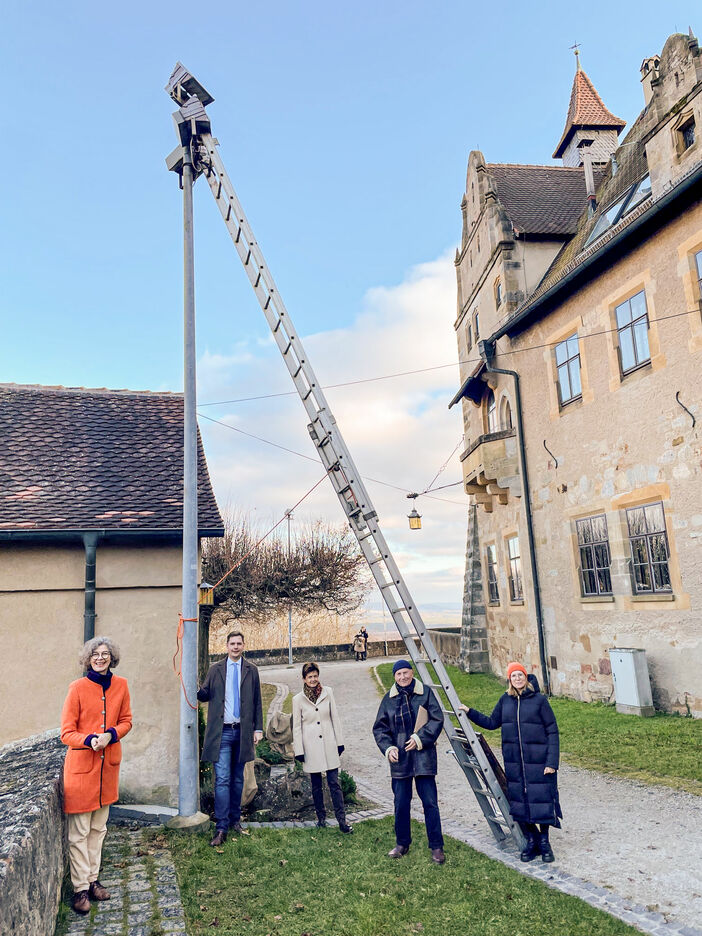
[91,652,111,660]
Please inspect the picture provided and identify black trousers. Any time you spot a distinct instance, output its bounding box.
[310,768,346,824]
[391,775,444,850]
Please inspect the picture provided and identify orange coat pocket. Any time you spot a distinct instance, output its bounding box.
[106,743,122,766]
[66,748,94,774]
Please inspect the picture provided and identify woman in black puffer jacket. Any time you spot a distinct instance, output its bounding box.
[460,661,561,862]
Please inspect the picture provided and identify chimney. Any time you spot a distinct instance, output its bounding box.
[640,56,660,106]
[578,140,597,216]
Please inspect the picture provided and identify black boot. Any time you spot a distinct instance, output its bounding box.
[520,833,539,862]
[538,831,554,863]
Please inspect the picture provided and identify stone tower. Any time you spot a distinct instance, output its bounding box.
[553,55,626,167]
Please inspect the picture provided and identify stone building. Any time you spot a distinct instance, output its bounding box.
[0,384,223,802]
[451,33,702,714]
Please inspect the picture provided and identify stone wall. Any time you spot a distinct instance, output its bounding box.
[0,731,66,936]
[211,638,421,669]
[209,635,464,670]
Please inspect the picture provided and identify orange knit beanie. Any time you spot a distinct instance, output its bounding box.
[506,662,528,680]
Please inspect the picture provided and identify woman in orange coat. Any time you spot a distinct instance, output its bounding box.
[61,636,132,915]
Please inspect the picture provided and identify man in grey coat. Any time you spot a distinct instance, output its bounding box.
[197,631,263,846]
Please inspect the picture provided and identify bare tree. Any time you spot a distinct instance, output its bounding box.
[202,512,372,620]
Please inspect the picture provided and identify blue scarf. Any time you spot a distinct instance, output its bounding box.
[86,669,113,690]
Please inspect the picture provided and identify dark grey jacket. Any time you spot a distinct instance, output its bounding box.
[372,679,444,778]
[197,656,263,764]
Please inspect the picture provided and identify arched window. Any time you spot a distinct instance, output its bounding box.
[486,389,498,434]
[500,397,513,430]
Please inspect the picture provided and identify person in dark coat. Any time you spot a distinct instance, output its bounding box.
[460,661,561,862]
[197,631,263,847]
[373,660,446,864]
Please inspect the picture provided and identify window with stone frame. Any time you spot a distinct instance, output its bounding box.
[678,116,696,153]
[485,544,499,603]
[555,333,582,405]
[615,290,651,375]
[695,249,702,300]
[495,280,503,309]
[466,321,472,351]
[576,514,612,596]
[474,311,480,340]
[626,502,672,594]
[507,535,523,601]
[486,389,498,434]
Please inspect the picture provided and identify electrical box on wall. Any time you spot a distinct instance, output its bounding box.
[608,648,655,717]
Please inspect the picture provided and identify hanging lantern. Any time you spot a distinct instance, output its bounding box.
[406,493,422,530]
[407,507,422,530]
[199,581,214,606]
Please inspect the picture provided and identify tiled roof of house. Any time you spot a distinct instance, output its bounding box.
[0,384,224,534]
[488,164,601,237]
[553,68,626,158]
[496,111,702,338]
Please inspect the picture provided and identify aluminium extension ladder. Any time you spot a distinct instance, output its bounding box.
[165,63,526,852]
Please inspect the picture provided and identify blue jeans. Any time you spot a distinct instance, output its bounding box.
[214,725,245,832]
[391,775,444,850]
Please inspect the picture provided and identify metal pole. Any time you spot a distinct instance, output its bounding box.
[287,509,293,665]
[179,143,200,816]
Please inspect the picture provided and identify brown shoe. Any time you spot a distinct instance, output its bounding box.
[230,821,245,834]
[388,844,409,858]
[431,848,446,864]
[72,890,91,915]
[209,830,227,847]
[88,880,110,901]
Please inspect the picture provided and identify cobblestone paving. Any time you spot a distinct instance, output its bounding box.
[64,827,186,936]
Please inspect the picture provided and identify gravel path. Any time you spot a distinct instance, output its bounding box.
[261,657,702,935]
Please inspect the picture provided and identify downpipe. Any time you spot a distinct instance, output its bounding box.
[83,533,99,643]
[479,340,551,695]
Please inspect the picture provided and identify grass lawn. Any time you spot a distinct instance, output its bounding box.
[160,819,639,936]
[376,663,702,794]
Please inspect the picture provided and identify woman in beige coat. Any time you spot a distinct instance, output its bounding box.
[292,662,353,833]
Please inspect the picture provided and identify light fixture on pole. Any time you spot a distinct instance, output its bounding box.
[406,493,422,531]
[199,582,214,606]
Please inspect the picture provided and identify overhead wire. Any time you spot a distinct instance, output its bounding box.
[197,411,468,507]
[198,306,700,407]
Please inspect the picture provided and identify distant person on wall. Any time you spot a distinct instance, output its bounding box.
[359,626,369,660]
[352,631,365,661]
[459,661,561,862]
[372,660,446,864]
[198,630,263,847]
[292,661,353,833]
[61,637,132,916]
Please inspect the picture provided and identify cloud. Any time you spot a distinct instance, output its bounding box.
[197,251,468,613]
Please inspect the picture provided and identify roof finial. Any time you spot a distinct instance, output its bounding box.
[570,41,582,71]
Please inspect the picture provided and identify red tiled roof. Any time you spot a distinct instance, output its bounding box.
[488,164,602,237]
[0,384,223,534]
[553,69,626,158]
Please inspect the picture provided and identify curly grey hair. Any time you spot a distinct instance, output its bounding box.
[79,635,121,670]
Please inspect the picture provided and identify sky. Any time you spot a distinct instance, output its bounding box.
[1,1,699,615]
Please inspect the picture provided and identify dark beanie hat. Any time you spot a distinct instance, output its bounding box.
[393,659,413,675]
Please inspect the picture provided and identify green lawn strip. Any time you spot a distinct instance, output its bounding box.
[375,663,702,793]
[164,818,638,936]
[282,692,292,715]
[261,683,278,722]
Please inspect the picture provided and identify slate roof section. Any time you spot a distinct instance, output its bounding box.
[553,68,626,158]
[488,164,602,237]
[0,384,224,535]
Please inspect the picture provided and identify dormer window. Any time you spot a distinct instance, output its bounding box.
[585,175,652,247]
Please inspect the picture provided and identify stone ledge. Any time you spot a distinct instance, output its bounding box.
[0,733,66,936]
